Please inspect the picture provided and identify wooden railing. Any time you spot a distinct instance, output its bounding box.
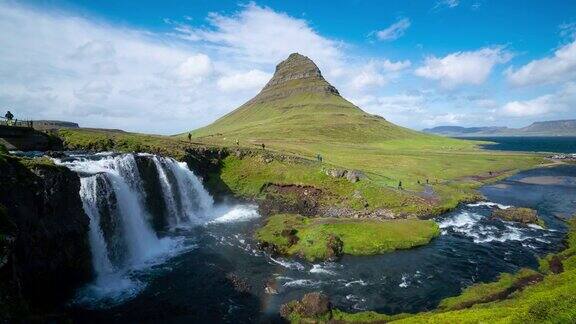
[0,117,33,128]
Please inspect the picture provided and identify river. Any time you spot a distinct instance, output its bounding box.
[49,152,576,323]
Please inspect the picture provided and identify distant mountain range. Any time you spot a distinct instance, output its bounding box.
[423,120,576,137]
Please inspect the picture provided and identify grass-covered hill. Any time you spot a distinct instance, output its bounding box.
[179,53,542,212]
[187,53,441,145]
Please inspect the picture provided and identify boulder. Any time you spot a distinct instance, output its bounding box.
[280,292,332,319]
[492,207,542,226]
[326,168,346,178]
[264,279,279,295]
[345,170,365,183]
[326,168,366,183]
[326,234,344,261]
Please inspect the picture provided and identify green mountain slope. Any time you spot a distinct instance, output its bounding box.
[180,53,541,216]
[189,53,427,144]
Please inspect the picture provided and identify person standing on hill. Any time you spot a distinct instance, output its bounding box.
[187,133,192,141]
[4,111,14,126]
[261,143,265,150]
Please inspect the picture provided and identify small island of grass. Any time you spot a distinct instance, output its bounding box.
[255,214,440,261]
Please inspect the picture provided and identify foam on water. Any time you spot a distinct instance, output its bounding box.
[209,205,260,224]
[282,279,322,288]
[467,201,512,209]
[438,210,548,245]
[310,264,338,276]
[270,257,306,271]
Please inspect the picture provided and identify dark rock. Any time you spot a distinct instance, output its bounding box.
[259,184,322,217]
[0,156,92,320]
[549,255,564,274]
[134,155,169,232]
[0,125,63,151]
[226,273,251,294]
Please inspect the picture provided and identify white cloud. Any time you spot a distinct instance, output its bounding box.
[436,0,460,9]
[217,69,270,92]
[69,40,116,60]
[415,47,512,88]
[174,3,343,70]
[348,59,411,90]
[167,54,214,85]
[424,113,465,126]
[506,40,576,87]
[375,18,411,41]
[350,71,387,90]
[92,61,119,75]
[501,83,576,117]
[381,59,411,72]
[560,22,576,40]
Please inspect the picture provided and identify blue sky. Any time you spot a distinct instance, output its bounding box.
[1,0,575,134]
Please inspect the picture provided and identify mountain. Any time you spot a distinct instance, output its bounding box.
[189,53,426,144]
[518,120,576,135]
[423,120,576,137]
[421,126,509,137]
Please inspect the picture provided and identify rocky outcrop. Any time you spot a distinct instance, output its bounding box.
[0,156,92,320]
[259,184,322,217]
[0,125,63,151]
[280,292,332,320]
[245,53,340,105]
[325,168,366,183]
[183,147,232,199]
[492,207,543,226]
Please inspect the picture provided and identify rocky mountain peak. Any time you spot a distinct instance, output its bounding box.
[246,53,340,105]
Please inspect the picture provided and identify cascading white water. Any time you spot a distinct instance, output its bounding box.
[80,176,115,278]
[164,157,215,224]
[56,152,217,303]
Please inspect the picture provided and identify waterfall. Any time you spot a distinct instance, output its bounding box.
[57,152,216,302]
[150,155,215,226]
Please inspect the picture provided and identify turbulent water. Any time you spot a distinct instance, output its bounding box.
[56,152,254,306]
[54,152,576,323]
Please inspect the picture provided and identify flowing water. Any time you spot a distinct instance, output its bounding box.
[53,152,576,323]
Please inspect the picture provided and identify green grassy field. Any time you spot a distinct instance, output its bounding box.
[256,214,440,261]
[175,92,543,216]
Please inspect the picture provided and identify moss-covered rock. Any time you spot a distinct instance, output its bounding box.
[255,214,440,261]
[492,207,544,226]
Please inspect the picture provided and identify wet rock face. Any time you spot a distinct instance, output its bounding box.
[0,156,92,317]
[134,155,169,232]
[247,53,340,105]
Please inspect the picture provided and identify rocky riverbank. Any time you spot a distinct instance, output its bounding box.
[0,150,92,321]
